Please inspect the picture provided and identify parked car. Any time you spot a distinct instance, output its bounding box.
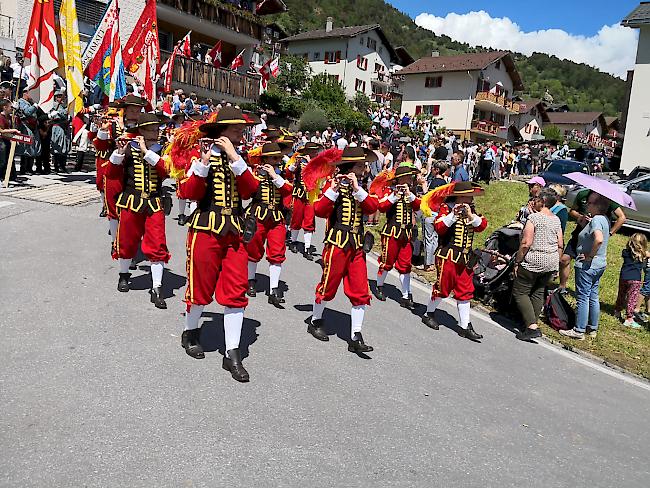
[539,159,590,186]
[617,166,650,182]
[566,174,650,232]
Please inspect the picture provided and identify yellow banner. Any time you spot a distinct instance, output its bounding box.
[59,0,84,115]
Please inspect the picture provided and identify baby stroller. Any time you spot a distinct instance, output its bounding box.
[472,226,521,315]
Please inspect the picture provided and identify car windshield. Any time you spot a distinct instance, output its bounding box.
[547,160,588,174]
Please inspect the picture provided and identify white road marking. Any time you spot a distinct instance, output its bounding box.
[0,201,16,208]
[366,253,650,392]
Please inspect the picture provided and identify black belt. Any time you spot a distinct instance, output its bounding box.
[333,223,362,234]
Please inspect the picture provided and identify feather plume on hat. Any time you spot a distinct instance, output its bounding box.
[369,169,395,199]
[163,117,210,180]
[420,183,456,217]
[303,148,342,203]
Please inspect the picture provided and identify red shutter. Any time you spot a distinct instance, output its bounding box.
[415,105,422,115]
[432,105,440,116]
[336,51,341,63]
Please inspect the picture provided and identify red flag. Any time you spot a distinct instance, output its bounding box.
[177,31,192,57]
[162,50,176,93]
[269,56,280,77]
[207,40,222,68]
[258,58,271,90]
[123,0,160,107]
[230,49,245,70]
[24,0,59,112]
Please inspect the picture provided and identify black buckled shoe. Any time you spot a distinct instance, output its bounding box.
[117,273,131,292]
[247,280,257,297]
[181,329,205,359]
[177,214,187,226]
[459,323,483,342]
[307,318,329,341]
[400,294,415,310]
[222,349,249,382]
[303,248,314,261]
[149,287,167,309]
[268,288,285,308]
[99,208,107,218]
[290,241,299,254]
[422,312,439,330]
[348,332,374,353]
[129,260,137,271]
[373,285,386,301]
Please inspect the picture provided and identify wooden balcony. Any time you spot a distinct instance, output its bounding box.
[471,119,500,135]
[475,91,520,113]
[161,51,260,102]
[159,0,264,41]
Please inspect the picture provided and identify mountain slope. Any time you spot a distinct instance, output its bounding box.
[271,0,626,115]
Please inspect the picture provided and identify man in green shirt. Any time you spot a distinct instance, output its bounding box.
[558,188,626,294]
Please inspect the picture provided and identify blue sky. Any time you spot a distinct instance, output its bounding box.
[389,1,641,77]
[391,0,639,37]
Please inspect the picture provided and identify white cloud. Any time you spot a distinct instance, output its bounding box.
[414,10,638,78]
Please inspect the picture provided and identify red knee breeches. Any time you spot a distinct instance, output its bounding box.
[290,198,316,232]
[244,218,287,264]
[378,235,413,274]
[431,257,475,301]
[315,245,371,306]
[113,209,170,262]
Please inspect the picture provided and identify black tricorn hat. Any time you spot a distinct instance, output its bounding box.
[448,181,485,197]
[330,146,378,166]
[389,164,420,180]
[126,113,162,133]
[109,93,148,109]
[199,107,260,133]
[297,142,323,156]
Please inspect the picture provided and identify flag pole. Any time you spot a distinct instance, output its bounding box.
[4,63,24,187]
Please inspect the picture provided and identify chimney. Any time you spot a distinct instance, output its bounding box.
[326,17,333,33]
[431,51,439,57]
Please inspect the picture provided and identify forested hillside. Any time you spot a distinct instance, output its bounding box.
[270,0,626,115]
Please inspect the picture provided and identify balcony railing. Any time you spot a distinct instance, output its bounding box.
[161,51,260,101]
[0,14,14,39]
[475,91,520,113]
[371,72,389,84]
[471,119,500,135]
[159,0,264,41]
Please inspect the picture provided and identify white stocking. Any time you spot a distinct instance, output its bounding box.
[224,307,244,354]
[188,201,197,213]
[247,261,257,281]
[377,269,388,287]
[178,198,187,216]
[351,305,366,336]
[312,300,328,320]
[150,262,164,288]
[119,258,131,274]
[291,229,299,243]
[100,192,105,208]
[399,273,411,298]
[427,297,442,313]
[457,300,471,330]
[304,232,313,249]
[269,264,282,290]
[109,218,118,242]
[184,304,204,331]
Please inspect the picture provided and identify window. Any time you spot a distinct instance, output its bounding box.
[374,63,384,73]
[366,38,377,50]
[313,52,320,61]
[325,51,341,64]
[355,79,366,92]
[424,76,443,88]
[356,55,368,70]
[421,105,440,116]
[495,60,501,70]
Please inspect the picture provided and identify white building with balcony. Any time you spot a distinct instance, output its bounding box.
[398,51,525,142]
[282,19,401,102]
[620,2,650,172]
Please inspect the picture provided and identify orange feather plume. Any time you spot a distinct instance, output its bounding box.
[421,182,456,217]
[164,119,206,180]
[369,169,394,198]
[246,145,263,167]
[303,148,342,192]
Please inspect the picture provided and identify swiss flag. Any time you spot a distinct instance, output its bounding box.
[269,56,280,77]
[207,40,222,68]
[177,31,192,57]
[230,49,245,70]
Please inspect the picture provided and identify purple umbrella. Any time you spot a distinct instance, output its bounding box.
[565,172,637,211]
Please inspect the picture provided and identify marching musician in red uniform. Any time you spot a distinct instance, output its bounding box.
[176,107,260,382]
[91,94,147,245]
[373,165,421,309]
[244,142,293,307]
[285,142,322,260]
[306,147,379,353]
[108,113,170,309]
[422,181,488,342]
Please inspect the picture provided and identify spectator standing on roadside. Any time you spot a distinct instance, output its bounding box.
[614,233,648,329]
[560,193,611,340]
[513,188,564,341]
[421,161,449,272]
[381,142,394,170]
[548,184,569,233]
[451,150,469,182]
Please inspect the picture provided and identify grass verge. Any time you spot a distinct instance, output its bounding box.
[369,180,650,379]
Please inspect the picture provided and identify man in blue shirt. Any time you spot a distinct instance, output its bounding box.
[451,150,469,182]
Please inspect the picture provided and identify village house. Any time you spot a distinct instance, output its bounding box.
[620,2,650,172]
[281,18,402,102]
[545,111,612,148]
[397,51,524,142]
[510,98,549,141]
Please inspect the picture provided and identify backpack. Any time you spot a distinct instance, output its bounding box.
[544,290,575,331]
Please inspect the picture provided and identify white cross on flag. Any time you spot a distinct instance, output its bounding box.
[207,40,222,68]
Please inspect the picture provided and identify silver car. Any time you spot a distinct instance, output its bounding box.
[566,174,650,232]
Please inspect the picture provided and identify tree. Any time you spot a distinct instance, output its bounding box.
[299,107,329,132]
[542,124,562,142]
[303,73,347,107]
[272,54,311,94]
[353,92,371,114]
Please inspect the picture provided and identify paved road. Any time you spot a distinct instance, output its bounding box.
[1,182,649,488]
